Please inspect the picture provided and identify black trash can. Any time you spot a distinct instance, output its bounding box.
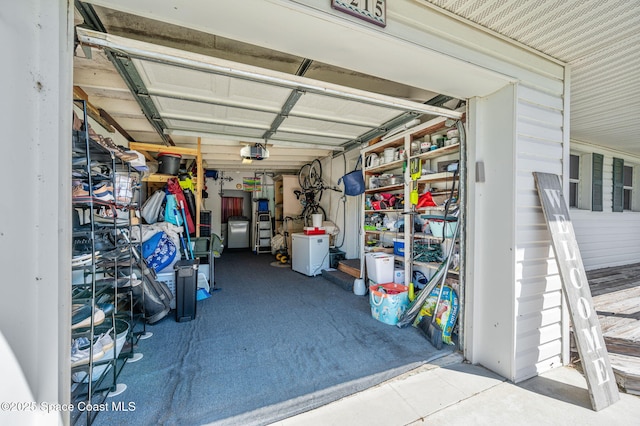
[174,259,199,322]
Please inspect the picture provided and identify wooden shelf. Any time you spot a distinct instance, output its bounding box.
[410,143,459,160]
[412,260,460,275]
[364,209,402,213]
[129,140,203,237]
[364,158,404,175]
[364,229,404,236]
[142,173,176,183]
[365,183,405,194]
[416,205,458,213]
[413,232,450,240]
[417,171,456,184]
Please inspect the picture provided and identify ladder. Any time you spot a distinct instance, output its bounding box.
[254,210,272,254]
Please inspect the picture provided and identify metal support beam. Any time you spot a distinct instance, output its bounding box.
[296,58,314,76]
[75,3,173,145]
[75,28,463,120]
[108,54,173,145]
[262,90,303,140]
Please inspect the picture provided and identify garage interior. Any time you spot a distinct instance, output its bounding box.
[71,3,467,425]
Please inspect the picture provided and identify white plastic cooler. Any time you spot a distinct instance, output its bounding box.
[291,233,329,276]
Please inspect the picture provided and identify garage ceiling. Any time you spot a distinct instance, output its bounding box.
[74,4,463,174]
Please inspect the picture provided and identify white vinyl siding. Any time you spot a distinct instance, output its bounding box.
[513,84,565,382]
[570,142,640,270]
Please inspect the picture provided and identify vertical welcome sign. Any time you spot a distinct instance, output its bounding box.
[533,172,619,411]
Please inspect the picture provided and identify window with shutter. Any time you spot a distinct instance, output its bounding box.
[612,157,624,212]
[569,154,579,207]
[623,165,633,210]
[592,153,603,212]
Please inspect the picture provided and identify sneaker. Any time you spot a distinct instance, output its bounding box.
[71,306,105,330]
[97,303,115,317]
[100,137,138,162]
[93,205,128,225]
[72,183,115,202]
[96,328,114,352]
[73,111,83,132]
[71,337,104,367]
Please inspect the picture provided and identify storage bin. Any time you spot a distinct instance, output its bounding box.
[428,217,457,238]
[393,238,405,256]
[365,253,394,284]
[157,265,209,309]
[256,198,269,212]
[175,259,199,322]
[393,269,405,284]
[200,210,212,237]
[157,152,181,175]
[114,172,135,205]
[369,283,409,325]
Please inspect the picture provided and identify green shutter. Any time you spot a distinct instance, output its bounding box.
[592,153,603,212]
[612,157,624,212]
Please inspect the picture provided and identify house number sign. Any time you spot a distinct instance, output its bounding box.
[533,172,619,411]
[331,0,386,27]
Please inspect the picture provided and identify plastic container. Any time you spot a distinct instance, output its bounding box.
[353,278,366,296]
[257,199,269,212]
[369,283,409,325]
[393,269,405,284]
[429,219,457,238]
[393,238,405,256]
[157,152,182,175]
[312,214,323,228]
[425,215,457,238]
[175,259,198,322]
[365,253,394,284]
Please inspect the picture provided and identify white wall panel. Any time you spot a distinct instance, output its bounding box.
[466,85,517,378]
[0,1,73,423]
[570,141,640,270]
[513,84,565,382]
[329,150,361,260]
[517,307,563,335]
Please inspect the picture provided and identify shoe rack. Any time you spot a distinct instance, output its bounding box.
[70,100,149,425]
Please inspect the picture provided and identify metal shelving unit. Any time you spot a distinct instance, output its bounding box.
[70,100,146,425]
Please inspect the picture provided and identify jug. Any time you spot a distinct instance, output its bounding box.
[353,278,366,296]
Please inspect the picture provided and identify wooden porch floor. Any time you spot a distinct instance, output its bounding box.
[586,262,640,395]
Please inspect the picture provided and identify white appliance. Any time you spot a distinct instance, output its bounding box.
[227,216,250,248]
[291,233,329,277]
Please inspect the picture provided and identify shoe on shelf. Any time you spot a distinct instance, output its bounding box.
[71,306,105,330]
[114,274,142,289]
[72,182,115,203]
[71,252,100,267]
[101,137,138,162]
[97,303,115,317]
[72,305,92,326]
[72,111,84,132]
[96,328,114,352]
[71,337,104,367]
[93,205,129,225]
[83,118,138,162]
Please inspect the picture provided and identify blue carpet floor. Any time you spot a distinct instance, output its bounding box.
[94,250,453,425]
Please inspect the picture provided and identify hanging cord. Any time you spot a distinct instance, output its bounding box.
[335,153,349,248]
[334,193,347,248]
